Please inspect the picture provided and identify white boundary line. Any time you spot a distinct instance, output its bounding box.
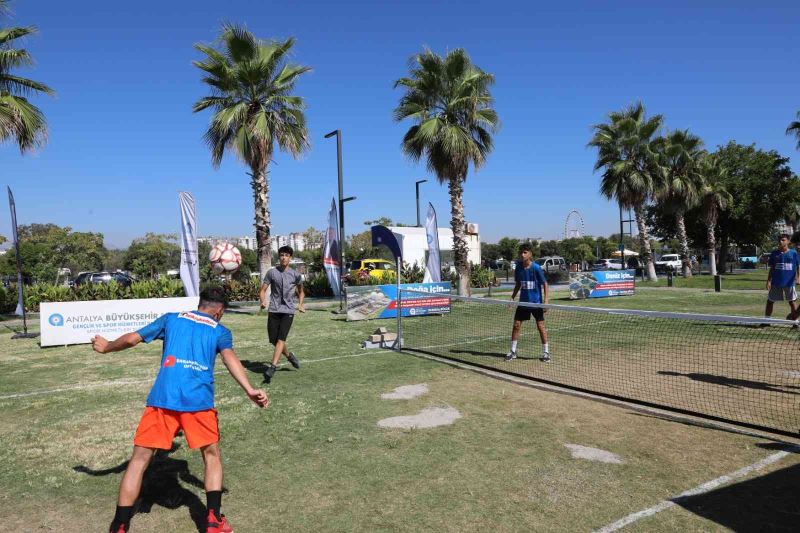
[593,450,795,532]
[0,350,385,400]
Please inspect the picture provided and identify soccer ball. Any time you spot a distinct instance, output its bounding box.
[209,242,242,274]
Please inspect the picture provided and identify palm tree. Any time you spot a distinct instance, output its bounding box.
[193,24,311,275]
[589,102,662,281]
[698,154,732,276]
[394,48,499,295]
[787,111,800,150]
[654,130,704,277]
[784,202,800,234]
[0,0,54,152]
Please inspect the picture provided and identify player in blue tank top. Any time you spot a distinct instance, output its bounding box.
[506,242,551,362]
[765,233,800,321]
[91,288,268,533]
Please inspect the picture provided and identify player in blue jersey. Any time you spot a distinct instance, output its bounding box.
[765,233,800,321]
[507,243,550,362]
[91,287,269,533]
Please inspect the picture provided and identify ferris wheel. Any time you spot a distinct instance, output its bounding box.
[564,209,585,239]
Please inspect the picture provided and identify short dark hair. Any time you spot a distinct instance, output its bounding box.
[519,242,532,253]
[278,245,294,256]
[199,286,228,309]
[779,233,791,241]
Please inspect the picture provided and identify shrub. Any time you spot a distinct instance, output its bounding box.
[545,270,569,284]
[304,272,333,298]
[469,265,497,288]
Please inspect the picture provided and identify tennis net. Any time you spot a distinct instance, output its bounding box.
[398,289,800,438]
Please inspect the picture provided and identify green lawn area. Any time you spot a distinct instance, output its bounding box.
[638,269,770,290]
[1,290,798,532]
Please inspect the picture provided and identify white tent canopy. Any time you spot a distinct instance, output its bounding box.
[611,249,639,257]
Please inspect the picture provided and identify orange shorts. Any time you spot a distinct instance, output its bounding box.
[133,406,219,450]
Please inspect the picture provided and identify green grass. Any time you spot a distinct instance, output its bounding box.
[638,269,770,290]
[0,293,798,532]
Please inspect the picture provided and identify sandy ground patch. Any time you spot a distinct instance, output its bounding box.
[377,406,461,429]
[564,443,625,464]
[381,383,429,400]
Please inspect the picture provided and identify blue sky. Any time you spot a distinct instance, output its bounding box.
[1,0,798,248]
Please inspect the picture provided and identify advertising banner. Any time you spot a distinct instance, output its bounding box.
[422,203,441,283]
[323,198,342,297]
[178,191,200,297]
[347,282,451,321]
[40,297,199,347]
[569,270,635,299]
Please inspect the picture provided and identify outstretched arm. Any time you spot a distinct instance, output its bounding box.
[92,332,142,354]
[220,348,269,408]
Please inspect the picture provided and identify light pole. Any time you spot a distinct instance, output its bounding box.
[415,179,427,227]
[325,129,356,312]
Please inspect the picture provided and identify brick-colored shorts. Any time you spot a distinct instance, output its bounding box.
[134,406,219,450]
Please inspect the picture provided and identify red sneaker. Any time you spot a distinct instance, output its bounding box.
[206,510,233,533]
[109,523,128,533]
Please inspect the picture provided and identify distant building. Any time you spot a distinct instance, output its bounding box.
[198,235,257,251]
[271,232,307,252]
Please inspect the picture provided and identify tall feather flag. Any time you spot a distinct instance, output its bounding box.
[423,203,441,283]
[7,187,25,316]
[178,192,200,297]
[323,198,342,297]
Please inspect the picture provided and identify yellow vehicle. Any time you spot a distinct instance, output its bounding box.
[348,259,396,281]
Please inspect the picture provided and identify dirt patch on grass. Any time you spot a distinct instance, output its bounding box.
[380,383,429,400]
[564,443,625,464]
[377,406,461,429]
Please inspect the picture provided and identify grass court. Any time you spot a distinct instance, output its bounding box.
[1,288,798,531]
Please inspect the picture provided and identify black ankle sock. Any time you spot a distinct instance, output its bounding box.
[111,505,133,530]
[207,490,222,518]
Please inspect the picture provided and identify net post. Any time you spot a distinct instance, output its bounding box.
[714,274,722,292]
[395,256,402,351]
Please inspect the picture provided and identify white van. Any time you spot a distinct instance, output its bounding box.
[535,256,567,273]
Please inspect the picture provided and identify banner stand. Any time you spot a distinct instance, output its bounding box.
[7,187,38,339]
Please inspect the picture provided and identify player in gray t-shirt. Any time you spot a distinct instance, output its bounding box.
[259,245,305,383]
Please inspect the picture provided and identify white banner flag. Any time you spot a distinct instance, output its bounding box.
[423,202,441,283]
[179,192,200,297]
[323,198,342,297]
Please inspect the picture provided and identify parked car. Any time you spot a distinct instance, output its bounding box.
[347,259,396,281]
[655,254,682,273]
[535,256,567,273]
[74,271,135,287]
[591,258,624,271]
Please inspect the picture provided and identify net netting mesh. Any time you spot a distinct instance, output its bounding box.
[399,290,800,438]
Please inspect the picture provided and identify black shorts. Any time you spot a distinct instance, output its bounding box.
[267,313,294,345]
[514,306,544,322]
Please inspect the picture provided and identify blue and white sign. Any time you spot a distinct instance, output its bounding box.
[347,282,451,321]
[569,270,636,299]
[40,297,199,347]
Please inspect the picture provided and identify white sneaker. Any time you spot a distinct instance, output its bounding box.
[505,351,517,361]
[540,352,551,363]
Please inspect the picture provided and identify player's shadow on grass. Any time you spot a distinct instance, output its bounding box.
[239,359,293,380]
[658,370,800,395]
[450,348,536,360]
[73,442,217,532]
[673,461,800,532]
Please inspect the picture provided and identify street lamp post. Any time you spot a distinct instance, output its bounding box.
[415,179,428,227]
[325,129,356,312]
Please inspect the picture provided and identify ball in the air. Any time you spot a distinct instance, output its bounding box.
[209,242,242,274]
